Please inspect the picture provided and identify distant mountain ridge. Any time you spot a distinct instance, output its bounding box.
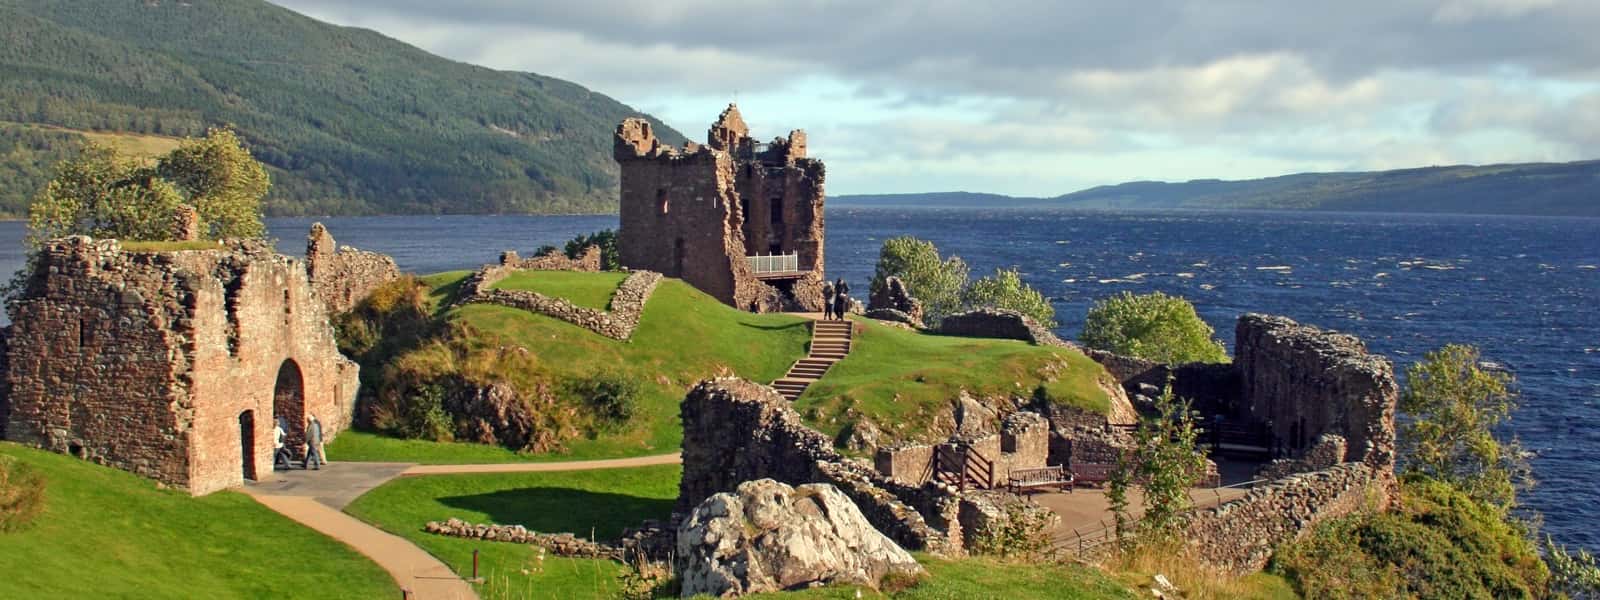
[0,0,687,217]
[834,160,1600,216]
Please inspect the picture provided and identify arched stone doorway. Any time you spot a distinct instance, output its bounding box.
[273,359,305,459]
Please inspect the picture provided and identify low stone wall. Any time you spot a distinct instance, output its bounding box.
[1257,434,1348,480]
[499,246,602,272]
[1049,426,1131,468]
[306,223,401,314]
[1185,462,1395,575]
[876,444,934,486]
[425,518,621,559]
[464,270,661,340]
[936,308,1069,348]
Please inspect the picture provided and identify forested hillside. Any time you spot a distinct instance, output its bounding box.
[0,0,686,217]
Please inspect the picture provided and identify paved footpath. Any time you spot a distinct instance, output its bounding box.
[245,452,683,600]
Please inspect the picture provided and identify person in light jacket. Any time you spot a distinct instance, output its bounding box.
[273,417,292,470]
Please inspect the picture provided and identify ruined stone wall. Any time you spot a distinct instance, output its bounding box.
[463,270,661,340]
[1186,462,1395,575]
[937,308,1070,347]
[305,223,400,314]
[499,246,601,272]
[1257,434,1349,480]
[4,237,359,495]
[1083,349,1241,418]
[876,444,935,486]
[1235,314,1398,467]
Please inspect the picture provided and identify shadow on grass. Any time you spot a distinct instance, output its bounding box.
[437,487,673,540]
[735,319,810,333]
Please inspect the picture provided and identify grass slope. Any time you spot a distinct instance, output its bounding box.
[761,555,1139,599]
[345,464,681,600]
[0,443,397,599]
[333,272,811,463]
[0,0,687,217]
[796,318,1113,442]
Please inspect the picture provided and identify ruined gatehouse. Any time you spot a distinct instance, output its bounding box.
[614,104,827,312]
[1,236,361,495]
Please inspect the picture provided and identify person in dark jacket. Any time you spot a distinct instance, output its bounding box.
[833,279,851,319]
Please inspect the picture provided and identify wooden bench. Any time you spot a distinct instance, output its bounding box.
[1008,466,1074,494]
[1070,462,1117,488]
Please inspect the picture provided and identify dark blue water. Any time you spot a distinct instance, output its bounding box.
[0,208,1594,551]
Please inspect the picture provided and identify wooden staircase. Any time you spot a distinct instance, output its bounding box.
[772,319,854,400]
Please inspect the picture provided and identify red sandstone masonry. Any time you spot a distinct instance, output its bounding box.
[306,223,400,314]
[4,237,359,495]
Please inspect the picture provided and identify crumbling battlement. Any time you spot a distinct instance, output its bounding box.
[614,105,826,313]
[498,246,601,272]
[3,236,360,495]
[306,223,400,314]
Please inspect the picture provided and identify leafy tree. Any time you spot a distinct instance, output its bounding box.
[1543,535,1600,599]
[870,236,969,322]
[24,128,268,246]
[1109,380,1207,548]
[1399,344,1526,512]
[156,128,268,239]
[963,267,1055,326]
[25,143,184,245]
[1081,291,1228,363]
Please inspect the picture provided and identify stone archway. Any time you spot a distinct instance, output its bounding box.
[273,359,306,457]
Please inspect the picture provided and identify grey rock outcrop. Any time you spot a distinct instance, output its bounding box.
[675,479,924,597]
[868,276,924,326]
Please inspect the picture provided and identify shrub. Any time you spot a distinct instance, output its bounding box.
[870,236,969,322]
[1544,535,1600,599]
[568,370,641,432]
[0,456,47,534]
[1108,380,1206,549]
[1271,478,1549,600]
[963,267,1056,326]
[1081,291,1227,364]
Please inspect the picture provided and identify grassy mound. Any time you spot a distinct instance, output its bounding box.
[796,318,1114,442]
[0,443,397,599]
[345,464,680,599]
[338,271,811,462]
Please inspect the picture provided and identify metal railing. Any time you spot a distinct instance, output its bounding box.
[746,253,799,274]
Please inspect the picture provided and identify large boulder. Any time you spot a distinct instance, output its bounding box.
[676,479,925,597]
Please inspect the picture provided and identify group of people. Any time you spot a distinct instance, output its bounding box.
[821,278,851,320]
[273,415,327,471]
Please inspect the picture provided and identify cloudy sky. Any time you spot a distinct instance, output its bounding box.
[274,0,1600,197]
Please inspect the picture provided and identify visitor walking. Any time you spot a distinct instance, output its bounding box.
[273,417,292,471]
[303,416,325,470]
[822,281,836,320]
[833,278,850,320]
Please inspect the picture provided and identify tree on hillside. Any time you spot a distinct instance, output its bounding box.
[871,236,969,322]
[25,127,268,245]
[1081,291,1228,364]
[1108,380,1206,548]
[563,229,620,270]
[1399,343,1527,512]
[963,267,1056,326]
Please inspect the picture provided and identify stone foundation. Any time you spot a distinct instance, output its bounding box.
[463,270,661,340]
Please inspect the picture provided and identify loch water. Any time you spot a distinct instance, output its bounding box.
[0,208,1594,551]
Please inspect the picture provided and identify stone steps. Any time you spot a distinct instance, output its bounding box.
[773,319,856,400]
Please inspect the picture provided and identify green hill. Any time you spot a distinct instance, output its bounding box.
[0,0,687,217]
[0,443,397,598]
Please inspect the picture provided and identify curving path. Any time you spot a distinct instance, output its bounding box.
[245,452,684,599]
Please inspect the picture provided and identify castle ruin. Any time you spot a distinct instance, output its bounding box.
[614,105,827,312]
[2,236,362,495]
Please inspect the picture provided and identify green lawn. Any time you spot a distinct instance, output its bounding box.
[489,270,629,310]
[345,464,680,599]
[795,318,1114,442]
[0,443,397,599]
[345,273,811,463]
